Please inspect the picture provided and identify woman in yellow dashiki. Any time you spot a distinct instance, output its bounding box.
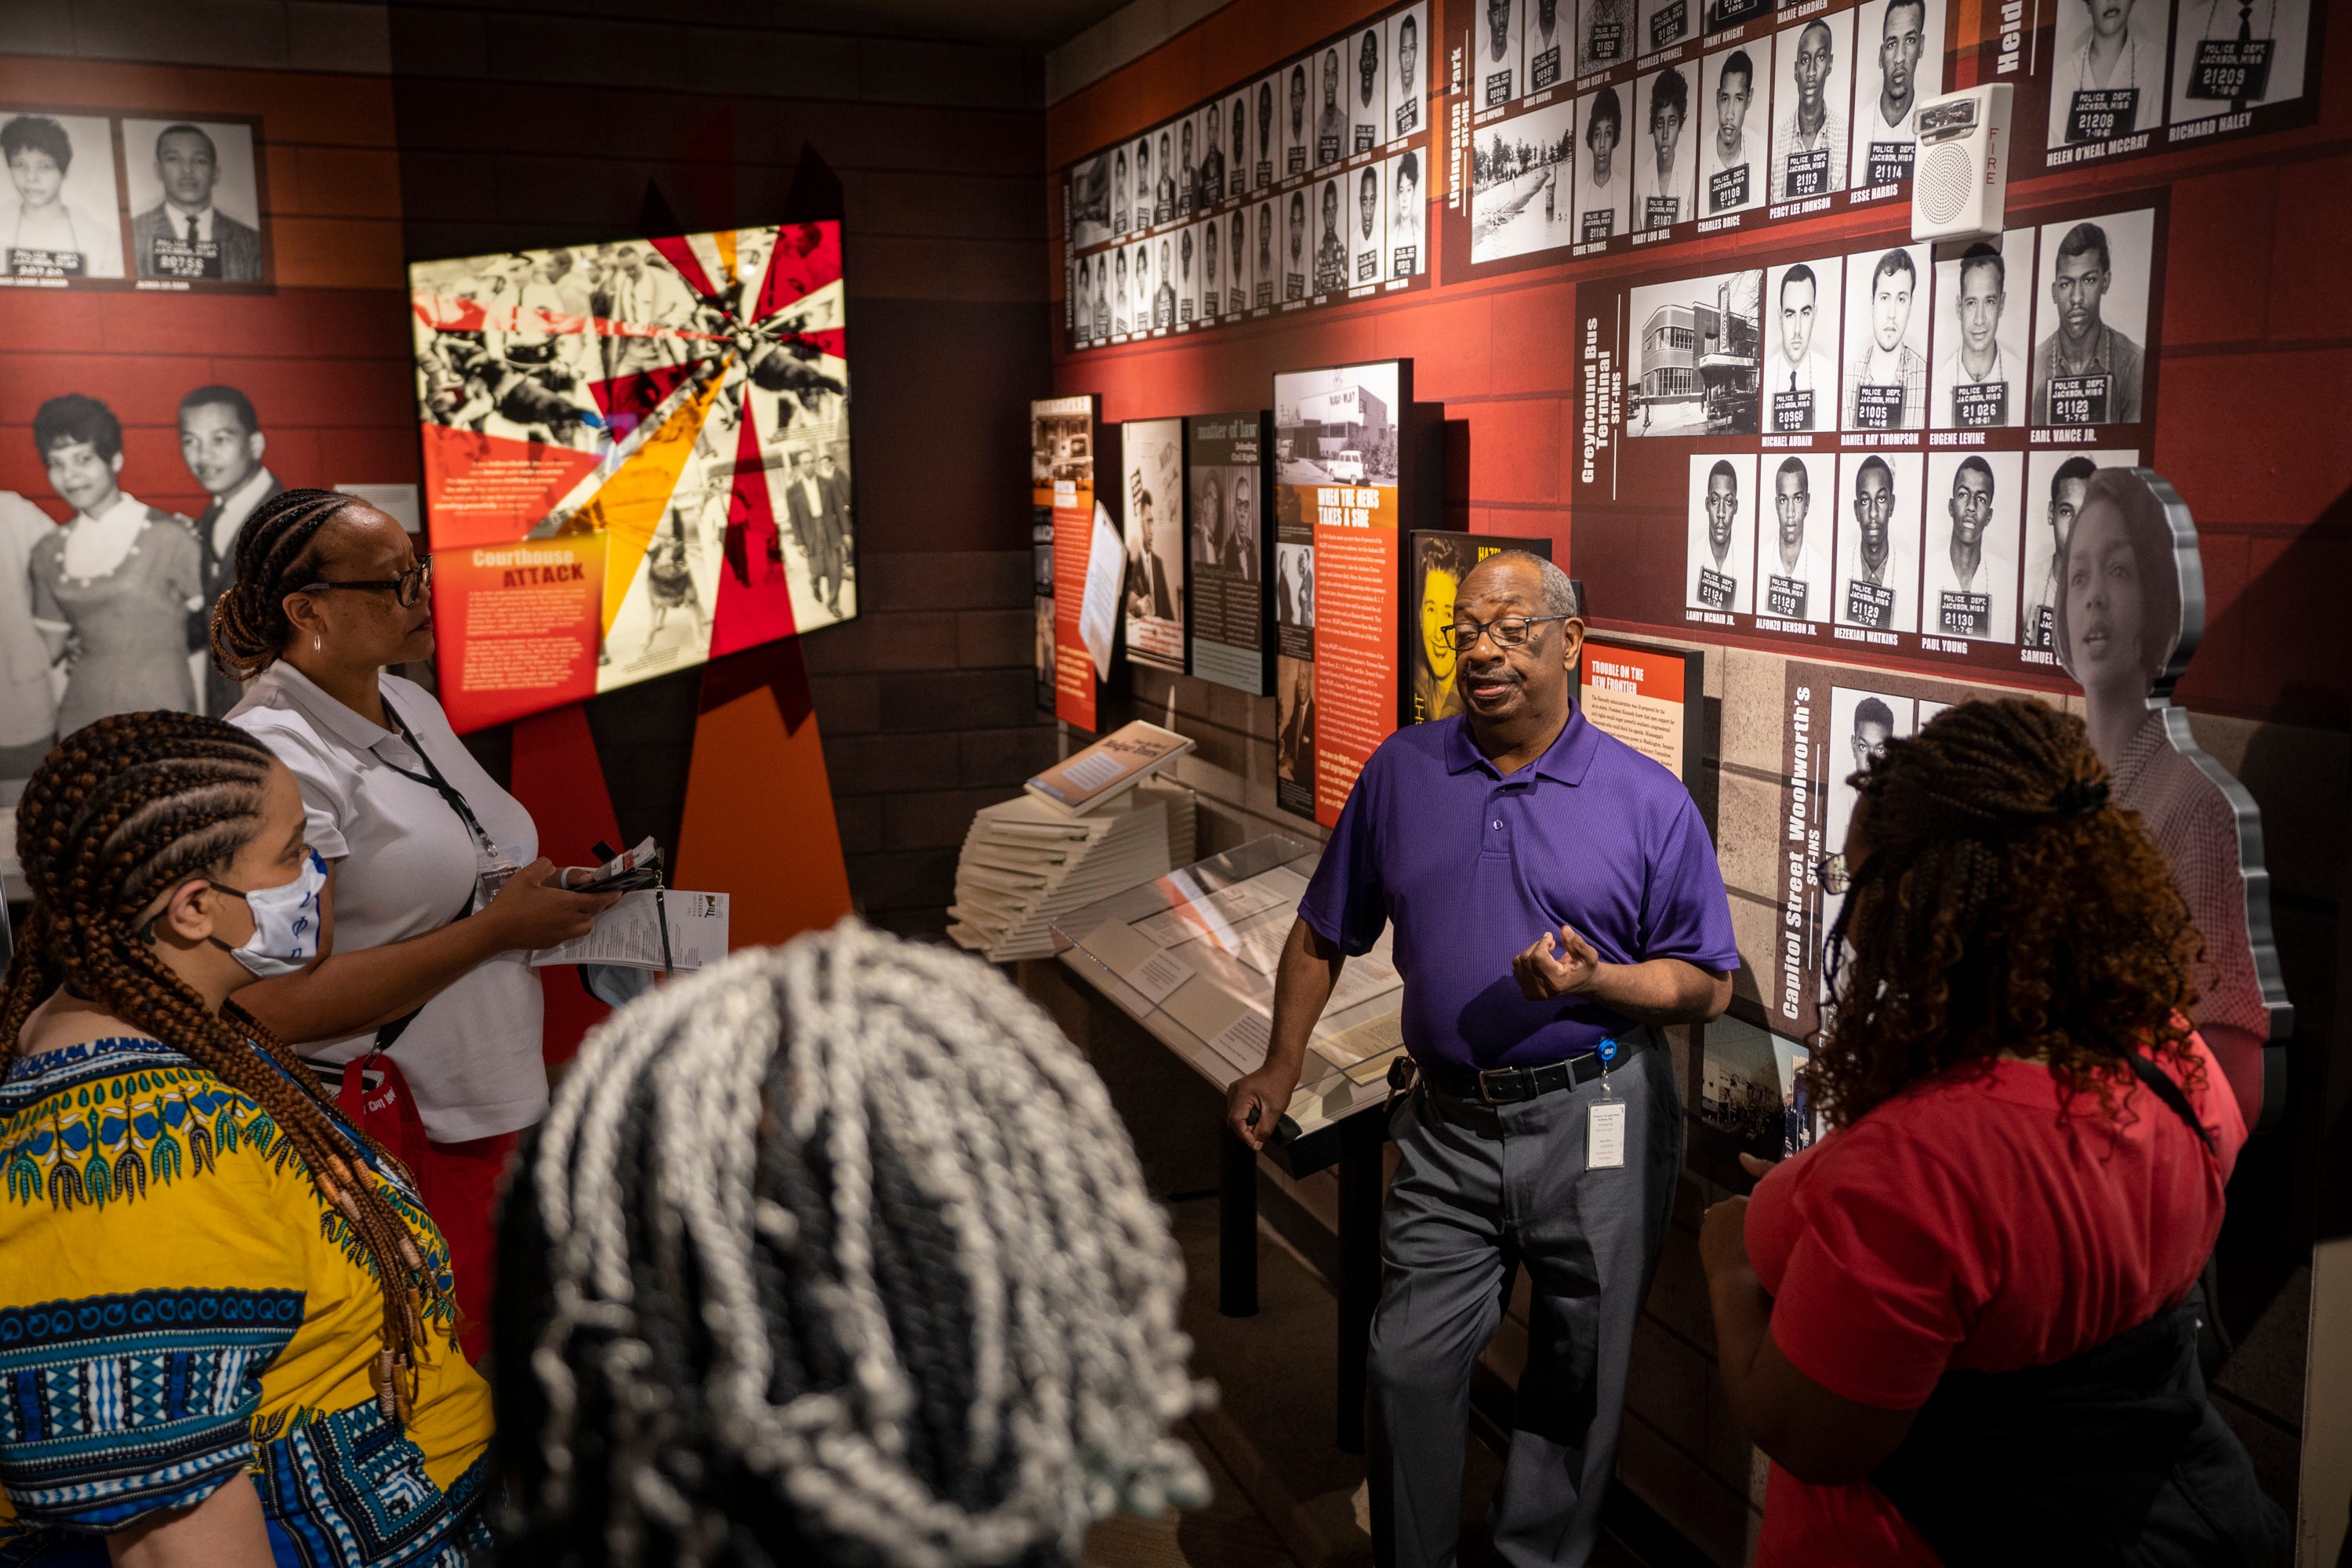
[0,712,491,1566]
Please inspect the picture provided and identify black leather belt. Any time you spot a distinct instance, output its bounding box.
[1423,1034,1639,1105]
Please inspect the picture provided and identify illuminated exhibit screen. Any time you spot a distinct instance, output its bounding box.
[408,223,852,731]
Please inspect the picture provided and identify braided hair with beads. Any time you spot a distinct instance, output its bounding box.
[2,711,447,1425]
[210,485,361,678]
[1813,697,2205,1131]
[497,921,1210,1568]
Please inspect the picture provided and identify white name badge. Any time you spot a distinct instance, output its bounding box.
[1588,1099,1627,1169]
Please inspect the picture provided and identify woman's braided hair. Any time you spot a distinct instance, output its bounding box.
[2,711,445,1423]
[210,486,361,679]
[1813,697,2203,1130]
[497,922,1210,1568]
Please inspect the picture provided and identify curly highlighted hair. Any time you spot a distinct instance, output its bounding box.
[1812,697,2202,1130]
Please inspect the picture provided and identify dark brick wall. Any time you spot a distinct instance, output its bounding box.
[386,0,1058,938]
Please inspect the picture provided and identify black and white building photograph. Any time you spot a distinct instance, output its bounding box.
[2031,206,2154,426]
[1628,269,1760,437]
[1921,448,2024,643]
[122,115,263,282]
[1834,449,1924,633]
[1686,452,1759,615]
[1929,228,2032,430]
[0,110,126,279]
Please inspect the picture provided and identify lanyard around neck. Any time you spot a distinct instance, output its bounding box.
[375,692,496,852]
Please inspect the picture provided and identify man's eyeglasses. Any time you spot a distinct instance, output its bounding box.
[1816,852,1850,896]
[1445,613,1570,653]
[299,557,434,608]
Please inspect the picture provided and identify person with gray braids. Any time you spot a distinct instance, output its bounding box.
[494,920,1211,1568]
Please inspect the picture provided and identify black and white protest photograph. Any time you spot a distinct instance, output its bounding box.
[1469,100,1577,263]
[1929,229,2032,430]
[2046,0,2169,147]
[1846,0,1945,188]
[1701,41,1769,217]
[2020,446,2134,651]
[1628,270,1761,436]
[1391,5,1427,138]
[0,111,126,280]
[1523,0,1566,94]
[1639,0,1695,60]
[1070,151,1113,252]
[1580,0,1637,77]
[1121,417,1187,673]
[1922,449,2023,643]
[1351,162,1385,286]
[2168,0,2309,128]
[1764,257,1842,432]
[1315,45,1348,166]
[1761,452,1835,622]
[1389,148,1426,278]
[121,116,263,282]
[1573,85,1632,241]
[1834,450,1924,633]
[1632,63,1698,230]
[1770,9,1852,201]
[1841,241,1930,431]
[1351,24,1388,154]
[2031,207,2153,426]
[1283,59,1313,179]
[1479,0,1525,110]
[1686,453,1759,614]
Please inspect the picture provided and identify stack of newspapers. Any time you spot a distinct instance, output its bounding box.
[947,784,1196,962]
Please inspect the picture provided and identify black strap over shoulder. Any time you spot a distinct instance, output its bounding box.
[376,687,495,848]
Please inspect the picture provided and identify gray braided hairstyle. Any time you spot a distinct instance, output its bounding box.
[495,920,1210,1568]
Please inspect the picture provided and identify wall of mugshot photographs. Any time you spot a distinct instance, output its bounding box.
[1449,0,2319,278]
[1059,0,1434,352]
[0,103,270,289]
[1570,193,2161,678]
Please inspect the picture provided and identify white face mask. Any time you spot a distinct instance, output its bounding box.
[205,848,328,978]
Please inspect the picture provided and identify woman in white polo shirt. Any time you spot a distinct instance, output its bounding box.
[212,487,616,1357]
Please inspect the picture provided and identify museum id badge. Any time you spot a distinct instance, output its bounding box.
[471,843,524,915]
[1588,1038,1627,1171]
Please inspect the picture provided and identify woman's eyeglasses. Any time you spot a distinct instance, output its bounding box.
[300,556,434,608]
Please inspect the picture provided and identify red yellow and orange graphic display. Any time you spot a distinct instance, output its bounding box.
[408,223,853,731]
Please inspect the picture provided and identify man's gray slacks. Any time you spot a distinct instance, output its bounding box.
[1367,1037,1682,1568]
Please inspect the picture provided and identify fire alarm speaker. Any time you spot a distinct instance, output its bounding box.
[1911,84,2013,243]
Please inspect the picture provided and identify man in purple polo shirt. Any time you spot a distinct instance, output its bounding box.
[1228,550,1737,1568]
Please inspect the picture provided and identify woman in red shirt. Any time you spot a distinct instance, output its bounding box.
[1700,697,2284,1566]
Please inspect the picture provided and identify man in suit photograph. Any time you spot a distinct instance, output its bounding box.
[1126,488,1177,622]
[133,123,261,281]
[177,384,278,717]
[785,448,848,613]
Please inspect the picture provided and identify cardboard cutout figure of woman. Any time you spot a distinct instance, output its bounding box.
[2055,466,2288,1126]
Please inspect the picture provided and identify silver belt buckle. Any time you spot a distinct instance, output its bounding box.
[1475,1067,1525,1105]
